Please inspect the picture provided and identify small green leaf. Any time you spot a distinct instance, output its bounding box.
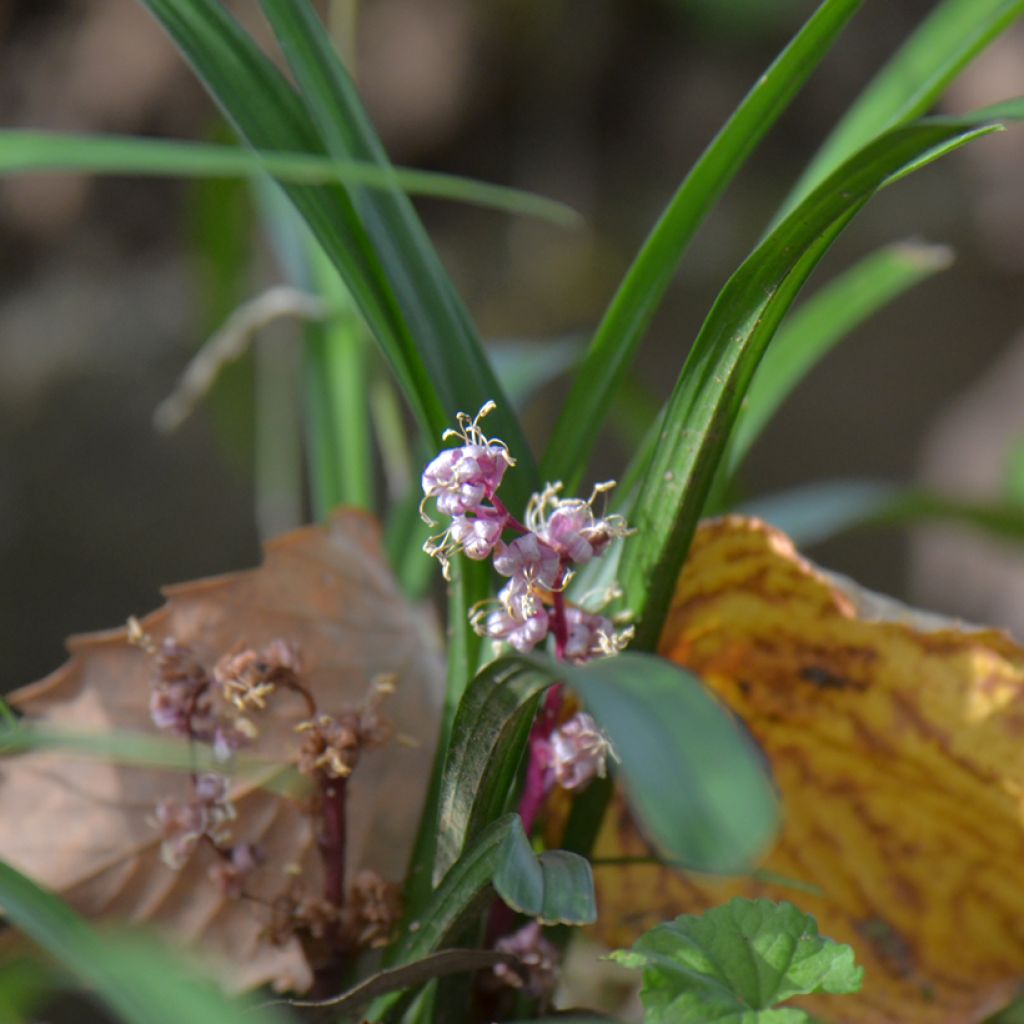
[1004,437,1024,506]
[433,658,551,885]
[610,898,863,1024]
[493,817,597,926]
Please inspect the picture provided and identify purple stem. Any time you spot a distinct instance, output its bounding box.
[319,775,348,910]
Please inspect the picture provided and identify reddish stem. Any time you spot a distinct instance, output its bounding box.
[318,775,348,909]
[489,495,529,535]
[517,684,564,835]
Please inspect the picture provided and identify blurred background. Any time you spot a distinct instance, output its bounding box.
[2,0,1024,691]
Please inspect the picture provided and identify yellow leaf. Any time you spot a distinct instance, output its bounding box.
[591,516,1024,1023]
[0,511,442,992]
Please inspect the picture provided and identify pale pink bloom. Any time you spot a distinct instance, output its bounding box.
[421,443,511,518]
[449,515,504,561]
[493,533,561,590]
[527,481,631,566]
[545,711,613,790]
[482,602,550,654]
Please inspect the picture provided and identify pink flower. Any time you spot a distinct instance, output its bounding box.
[420,402,513,521]
[481,599,550,654]
[544,711,613,790]
[562,606,616,664]
[449,515,504,561]
[526,481,631,566]
[493,533,561,591]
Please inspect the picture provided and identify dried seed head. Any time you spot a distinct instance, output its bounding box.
[341,869,401,949]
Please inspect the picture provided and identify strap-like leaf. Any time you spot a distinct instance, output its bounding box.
[780,0,1024,217]
[257,0,539,508]
[617,109,1018,648]
[436,652,777,878]
[541,0,863,491]
[0,131,579,226]
[0,861,287,1024]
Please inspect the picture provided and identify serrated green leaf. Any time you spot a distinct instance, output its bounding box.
[611,898,862,1024]
[493,817,597,926]
[618,109,1017,650]
[542,0,863,492]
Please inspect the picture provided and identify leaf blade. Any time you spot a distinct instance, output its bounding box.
[617,112,1013,649]
[780,0,1024,217]
[0,861,288,1024]
[257,0,539,509]
[541,0,864,491]
[0,131,580,226]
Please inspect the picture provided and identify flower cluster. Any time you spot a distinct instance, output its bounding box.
[421,404,633,662]
[153,772,237,869]
[134,622,402,955]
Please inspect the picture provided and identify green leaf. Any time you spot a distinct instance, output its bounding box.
[610,898,862,1024]
[0,722,304,797]
[436,652,777,878]
[740,479,1024,548]
[724,240,953,479]
[371,815,522,1018]
[565,654,778,873]
[780,0,1024,217]
[0,861,289,1024]
[282,949,514,1017]
[617,109,1016,650]
[138,0,538,510]
[0,131,580,226]
[434,658,551,884]
[256,0,539,510]
[493,817,597,926]
[541,0,863,491]
[1004,437,1024,506]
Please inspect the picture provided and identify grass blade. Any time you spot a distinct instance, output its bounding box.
[540,0,863,491]
[137,0,444,439]
[0,861,289,1024]
[741,479,1024,548]
[258,0,539,511]
[617,111,1016,649]
[0,131,580,226]
[779,0,1024,218]
[724,240,954,479]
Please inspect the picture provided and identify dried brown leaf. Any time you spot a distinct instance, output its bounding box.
[0,511,443,992]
